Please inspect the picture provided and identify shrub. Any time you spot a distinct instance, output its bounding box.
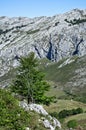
[0,89,30,130]
[49,112,58,119]
[67,120,78,129]
[58,108,83,119]
[76,108,83,114]
[58,109,67,119]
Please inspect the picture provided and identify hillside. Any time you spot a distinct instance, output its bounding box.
[1,54,86,129]
[0,9,86,80]
[0,9,86,130]
[43,55,86,103]
[0,88,61,130]
[0,85,86,130]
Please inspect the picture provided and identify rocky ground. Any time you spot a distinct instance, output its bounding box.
[0,9,86,79]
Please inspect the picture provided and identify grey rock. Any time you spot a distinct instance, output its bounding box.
[43,119,55,130]
[25,128,30,130]
[19,101,61,129]
[58,58,75,68]
[0,9,86,81]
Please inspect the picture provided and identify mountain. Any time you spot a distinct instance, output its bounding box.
[0,9,86,130]
[0,9,86,80]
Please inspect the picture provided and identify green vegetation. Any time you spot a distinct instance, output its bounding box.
[58,108,83,119]
[0,89,30,130]
[10,52,53,105]
[48,106,84,120]
[0,88,50,130]
[49,111,58,119]
[65,113,86,129]
[67,119,78,129]
[45,100,86,115]
[44,56,78,84]
[65,113,86,123]
[43,56,86,103]
[65,18,86,25]
[45,100,86,129]
[0,54,86,129]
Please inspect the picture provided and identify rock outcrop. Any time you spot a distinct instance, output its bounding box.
[19,101,61,130]
[0,9,86,78]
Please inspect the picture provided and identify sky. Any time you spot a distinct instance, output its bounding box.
[0,0,86,18]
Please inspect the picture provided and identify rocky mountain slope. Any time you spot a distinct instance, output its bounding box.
[0,9,86,82]
[43,55,86,102]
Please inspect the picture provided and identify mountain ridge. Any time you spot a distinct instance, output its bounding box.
[0,8,86,83]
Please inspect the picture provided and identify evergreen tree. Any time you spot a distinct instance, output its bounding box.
[11,52,52,104]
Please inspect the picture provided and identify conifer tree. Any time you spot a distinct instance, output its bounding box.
[11,52,52,104]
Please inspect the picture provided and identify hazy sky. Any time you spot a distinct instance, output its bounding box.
[0,0,86,18]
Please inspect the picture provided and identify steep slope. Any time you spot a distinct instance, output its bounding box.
[0,9,86,78]
[0,88,62,130]
[43,55,86,102]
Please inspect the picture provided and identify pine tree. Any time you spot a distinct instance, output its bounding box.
[11,52,52,104]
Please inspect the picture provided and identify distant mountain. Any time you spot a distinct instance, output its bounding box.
[0,9,86,86]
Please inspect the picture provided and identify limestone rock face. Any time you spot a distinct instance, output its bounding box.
[0,9,86,77]
[19,101,61,130]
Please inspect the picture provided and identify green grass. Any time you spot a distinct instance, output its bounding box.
[44,99,86,114]
[46,87,66,98]
[43,55,86,103]
[64,113,86,130]
[44,56,79,84]
[65,113,86,123]
[44,99,86,130]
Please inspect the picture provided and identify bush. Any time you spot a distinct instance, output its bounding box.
[0,89,30,130]
[76,108,83,114]
[58,109,67,119]
[67,120,78,129]
[58,108,83,119]
[49,112,58,119]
